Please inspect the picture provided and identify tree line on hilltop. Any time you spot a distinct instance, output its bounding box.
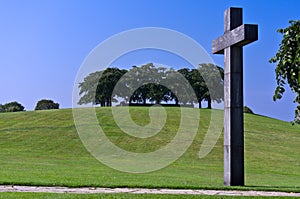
[0,99,59,113]
[78,63,224,108]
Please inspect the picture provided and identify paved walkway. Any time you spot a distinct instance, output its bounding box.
[0,185,300,197]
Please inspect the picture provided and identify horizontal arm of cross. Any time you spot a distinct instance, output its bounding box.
[212,24,258,54]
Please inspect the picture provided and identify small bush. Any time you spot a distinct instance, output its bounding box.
[244,106,254,114]
[35,99,59,110]
[3,101,25,112]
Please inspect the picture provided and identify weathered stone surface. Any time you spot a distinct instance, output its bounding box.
[212,7,258,186]
[212,24,258,54]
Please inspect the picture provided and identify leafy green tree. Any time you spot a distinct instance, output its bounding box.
[269,20,300,122]
[146,65,170,104]
[178,64,223,109]
[78,68,127,106]
[3,101,25,112]
[118,63,171,105]
[177,68,192,105]
[35,99,59,110]
[190,68,207,108]
[179,64,224,109]
[198,63,224,109]
[148,84,170,104]
[125,64,155,104]
[78,71,102,105]
[95,68,127,106]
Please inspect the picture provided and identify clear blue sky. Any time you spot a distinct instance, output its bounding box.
[0,0,299,121]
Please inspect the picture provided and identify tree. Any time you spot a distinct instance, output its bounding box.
[117,63,171,105]
[78,71,102,105]
[269,20,300,122]
[190,68,207,108]
[78,63,223,108]
[95,68,127,106]
[3,101,25,112]
[78,68,127,106]
[177,68,192,105]
[197,64,224,109]
[0,104,5,113]
[35,99,59,110]
[177,64,224,109]
[123,64,155,104]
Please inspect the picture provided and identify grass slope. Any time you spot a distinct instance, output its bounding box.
[0,107,299,192]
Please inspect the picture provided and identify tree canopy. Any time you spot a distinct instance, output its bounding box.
[78,68,127,106]
[35,99,59,110]
[269,20,300,123]
[78,63,224,108]
[0,101,25,112]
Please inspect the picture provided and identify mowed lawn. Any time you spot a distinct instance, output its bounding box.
[0,107,299,192]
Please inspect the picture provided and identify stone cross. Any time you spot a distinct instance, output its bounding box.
[212,7,258,186]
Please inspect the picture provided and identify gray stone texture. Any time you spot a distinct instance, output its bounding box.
[212,7,258,186]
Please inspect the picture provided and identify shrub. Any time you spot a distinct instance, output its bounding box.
[3,101,25,112]
[244,106,254,114]
[35,99,59,110]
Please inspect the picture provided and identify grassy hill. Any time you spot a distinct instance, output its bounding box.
[0,107,299,192]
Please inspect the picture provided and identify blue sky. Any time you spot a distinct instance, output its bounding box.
[0,0,299,121]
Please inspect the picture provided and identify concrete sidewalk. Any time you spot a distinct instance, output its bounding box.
[0,185,300,197]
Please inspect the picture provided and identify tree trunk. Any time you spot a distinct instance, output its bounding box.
[101,101,105,107]
[175,98,179,105]
[107,98,111,106]
[207,97,212,109]
[156,99,160,104]
[198,100,202,109]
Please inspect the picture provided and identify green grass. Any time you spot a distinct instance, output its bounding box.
[0,192,299,199]
[0,107,299,192]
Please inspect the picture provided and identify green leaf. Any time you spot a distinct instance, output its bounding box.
[270,20,300,122]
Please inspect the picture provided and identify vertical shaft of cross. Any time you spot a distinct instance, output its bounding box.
[224,47,244,186]
[212,7,257,186]
[223,8,244,186]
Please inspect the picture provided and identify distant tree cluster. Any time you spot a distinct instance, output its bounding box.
[0,99,60,113]
[0,101,25,113]
[78,63,224,108]
[35,99,59,110]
